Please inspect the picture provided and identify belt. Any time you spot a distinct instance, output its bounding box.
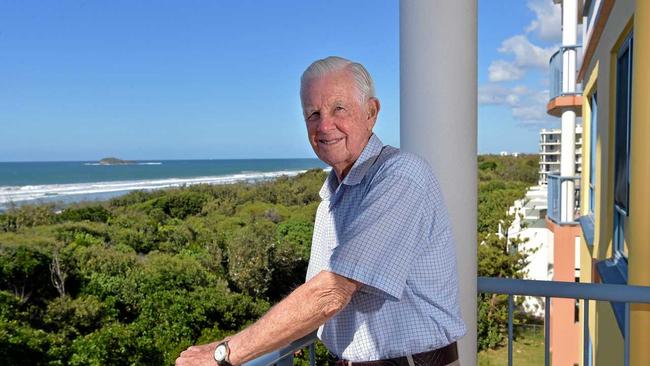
[335,342,458,366]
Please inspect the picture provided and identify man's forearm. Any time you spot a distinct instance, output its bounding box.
[226,270,359,365]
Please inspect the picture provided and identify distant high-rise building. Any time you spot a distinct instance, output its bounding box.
[538,125,582,186]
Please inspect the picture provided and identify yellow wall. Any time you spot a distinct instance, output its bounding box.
[578,0,645,364]
[579,65,596,366]
[628,0,650,364]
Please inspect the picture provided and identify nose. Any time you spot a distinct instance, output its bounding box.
[316,114,336,133]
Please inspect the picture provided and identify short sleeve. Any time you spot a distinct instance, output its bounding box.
[326,172,432,301]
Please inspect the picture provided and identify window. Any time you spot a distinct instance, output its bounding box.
[585,0,598,34]
[595,31,634,336]
[613,32,633,256]
[589,93,597,214]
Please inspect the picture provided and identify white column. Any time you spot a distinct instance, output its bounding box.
[560,0,577,222]
[400,1,477,364]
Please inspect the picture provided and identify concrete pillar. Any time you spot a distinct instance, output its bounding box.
[560,0,577,222]
[400,1,477,365]
[562,0,578,94]
[560,110,576,222]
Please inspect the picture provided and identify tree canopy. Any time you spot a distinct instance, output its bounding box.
[0,155,539,363]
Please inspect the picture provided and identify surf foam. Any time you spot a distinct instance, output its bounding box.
[0,169,314,207]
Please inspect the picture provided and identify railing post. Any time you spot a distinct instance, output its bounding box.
[309,343,315,366]
[584,299,590,366]
[545,296,550,366]
[508,295,513,366]
[625,302,630,366]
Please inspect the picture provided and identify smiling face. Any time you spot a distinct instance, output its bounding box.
[301,70,380,181]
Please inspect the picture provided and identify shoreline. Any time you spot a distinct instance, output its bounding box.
[0,168,330,212]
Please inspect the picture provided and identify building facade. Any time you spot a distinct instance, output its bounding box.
[507,186,555,318]
[545,1,584,365]
[539,126,583,186]
[577,0,650,365]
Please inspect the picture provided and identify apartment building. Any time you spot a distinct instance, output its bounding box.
[539,126,583,186]
[576,0,650,365]
[507,186,555,318]
[543,1,584,364]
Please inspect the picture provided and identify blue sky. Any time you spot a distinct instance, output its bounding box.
[0,0,564,162]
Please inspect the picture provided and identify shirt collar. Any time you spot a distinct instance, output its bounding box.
[319,133,384,200]
[341,133,384,186]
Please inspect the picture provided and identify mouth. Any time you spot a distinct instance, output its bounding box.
[318,137,344,146]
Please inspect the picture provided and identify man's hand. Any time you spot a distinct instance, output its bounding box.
[176,271,360,365]
[176,341,219,366]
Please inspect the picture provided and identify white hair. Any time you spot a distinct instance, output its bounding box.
[300,56,376,102]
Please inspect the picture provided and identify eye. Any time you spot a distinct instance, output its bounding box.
[335,105,345,112]
[307,111,320,121]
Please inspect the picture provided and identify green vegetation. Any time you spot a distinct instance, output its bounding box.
[0,169,326,365]
[99,157,136,165]
[0,154,539,364]
[478,326,545,365]
[477,154,539,351]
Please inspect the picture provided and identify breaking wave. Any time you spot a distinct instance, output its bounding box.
[0,169,311,208]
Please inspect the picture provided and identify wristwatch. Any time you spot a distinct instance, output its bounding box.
[213,340,233,366]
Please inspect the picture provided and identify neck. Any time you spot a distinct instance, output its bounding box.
[333,164,353,183]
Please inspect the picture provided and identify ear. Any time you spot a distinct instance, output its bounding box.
[366,97,381,128]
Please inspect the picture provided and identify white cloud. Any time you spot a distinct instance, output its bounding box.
[525,0,562,41]
[479,83,555,127]
[479,0,562,128]
[488,60,525,82]
[487,35,556,82]
[479,84,528,106]
[512,105,547,121]
[498,35,556,69]
[512,85,529,95]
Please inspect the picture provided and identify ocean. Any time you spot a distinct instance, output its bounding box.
[0,159,328,211]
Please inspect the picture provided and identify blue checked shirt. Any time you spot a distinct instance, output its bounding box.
[305,134,466,361]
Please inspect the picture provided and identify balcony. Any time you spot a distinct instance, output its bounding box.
[547,46,583,117]
[243,278,650,366]
[539,141,561,146]
[547,174,580,224]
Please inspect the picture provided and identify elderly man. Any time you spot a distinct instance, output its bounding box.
[177,56,465,366]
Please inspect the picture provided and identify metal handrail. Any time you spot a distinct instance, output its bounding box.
[242,277,650,366]
[242,332,318,366]
[478,277,650,366]
[478,277,650,303]
[549,45,583,101]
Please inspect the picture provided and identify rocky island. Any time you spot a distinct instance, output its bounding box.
[99,157,136,165]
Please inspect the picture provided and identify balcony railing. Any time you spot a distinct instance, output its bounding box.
[479,277,650,366]
[243,278,650,366]
[547,174,580,224]
[243,333,317,366]
[549,45,583,101]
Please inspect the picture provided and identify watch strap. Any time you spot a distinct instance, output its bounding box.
[215,340,233,366]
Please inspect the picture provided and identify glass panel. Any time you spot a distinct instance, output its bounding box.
[613,33,632,257]
[589,93,597,214]
[614,210,625,254]
[614,45,630,210]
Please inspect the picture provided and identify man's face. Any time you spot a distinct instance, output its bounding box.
[301,70,378,179]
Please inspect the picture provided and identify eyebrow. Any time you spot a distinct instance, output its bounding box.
[303,99,348,116]
[304,107,318,116]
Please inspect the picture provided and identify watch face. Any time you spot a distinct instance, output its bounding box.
[214,344,227,361]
